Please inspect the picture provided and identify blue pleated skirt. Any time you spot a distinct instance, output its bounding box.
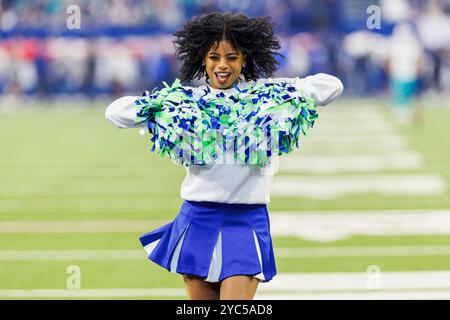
[139,200,277,283]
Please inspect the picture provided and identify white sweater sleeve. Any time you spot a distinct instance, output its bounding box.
[105,96,147,129]
[263,73,344,106]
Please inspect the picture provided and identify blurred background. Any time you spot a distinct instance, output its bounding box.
[1,0,449,103]
[1,0,450,299]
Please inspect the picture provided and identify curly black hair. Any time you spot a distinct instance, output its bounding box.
[173,12,282,83]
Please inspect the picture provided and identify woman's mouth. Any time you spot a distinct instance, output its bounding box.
[214,72,231,84]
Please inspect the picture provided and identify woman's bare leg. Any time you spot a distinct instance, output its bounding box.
[183,274,220,300]
[220,275,259,300]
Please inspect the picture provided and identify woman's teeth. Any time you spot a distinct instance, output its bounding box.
[215,72,231,83]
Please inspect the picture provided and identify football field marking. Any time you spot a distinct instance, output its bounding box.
[1,271,450,299]
[279,152,423,173]
[0,220,168,233]
[2,209,450,242]
[0,245,449,261]
[278,103,447,198]
[271,174,446,199]
[269,210,450,241]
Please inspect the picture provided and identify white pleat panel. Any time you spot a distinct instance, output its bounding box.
[252,230,266,282]
[169,225,189,273]
[205,231,223,283]
[205,230,265,283]
[143,239,161,256]
[154,225,265,282]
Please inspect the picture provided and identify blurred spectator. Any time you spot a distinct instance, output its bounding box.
[380,0,412,23]
[386,23,424,123]
[0,0,449,102]
[342,31,387,95]
[416,1,450,92]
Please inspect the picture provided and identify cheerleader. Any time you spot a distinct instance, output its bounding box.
[105,12,343,300]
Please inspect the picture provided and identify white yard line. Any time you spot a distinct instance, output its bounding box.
[275,245,450,257]
[298,104,424,168]
[8,289,450,300]
[0,288,186,298]
[0,249,144,260]
[0,220,168,233]
[309,127,396,134]
[1,271,450,299]
[2,209,450,242]
[295,142,409,155]
[301,135,406,144]
[255,291,450,300]
[312,122,393,132]
[299,139,407,151]
[258,271,450,292]
[0,245,449,261]
[271,174,446,199]
[315,120,392,131]
[279,152,423,173]
[269,210,450,241]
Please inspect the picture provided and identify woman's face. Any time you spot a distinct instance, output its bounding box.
[204,40,245,89]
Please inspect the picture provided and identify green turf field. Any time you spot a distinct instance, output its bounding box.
[1,100,449,299]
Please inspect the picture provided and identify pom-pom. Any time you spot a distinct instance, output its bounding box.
[135,79,317,166]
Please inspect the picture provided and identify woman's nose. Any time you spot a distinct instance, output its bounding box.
[218,59,228,69]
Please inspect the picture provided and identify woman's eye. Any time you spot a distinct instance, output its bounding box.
[208,56,237,61]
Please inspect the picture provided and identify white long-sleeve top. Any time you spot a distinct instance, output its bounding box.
[105,73,343,204]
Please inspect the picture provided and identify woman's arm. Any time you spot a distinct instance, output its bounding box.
[263,73,344,106]
[105,96,147,128]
